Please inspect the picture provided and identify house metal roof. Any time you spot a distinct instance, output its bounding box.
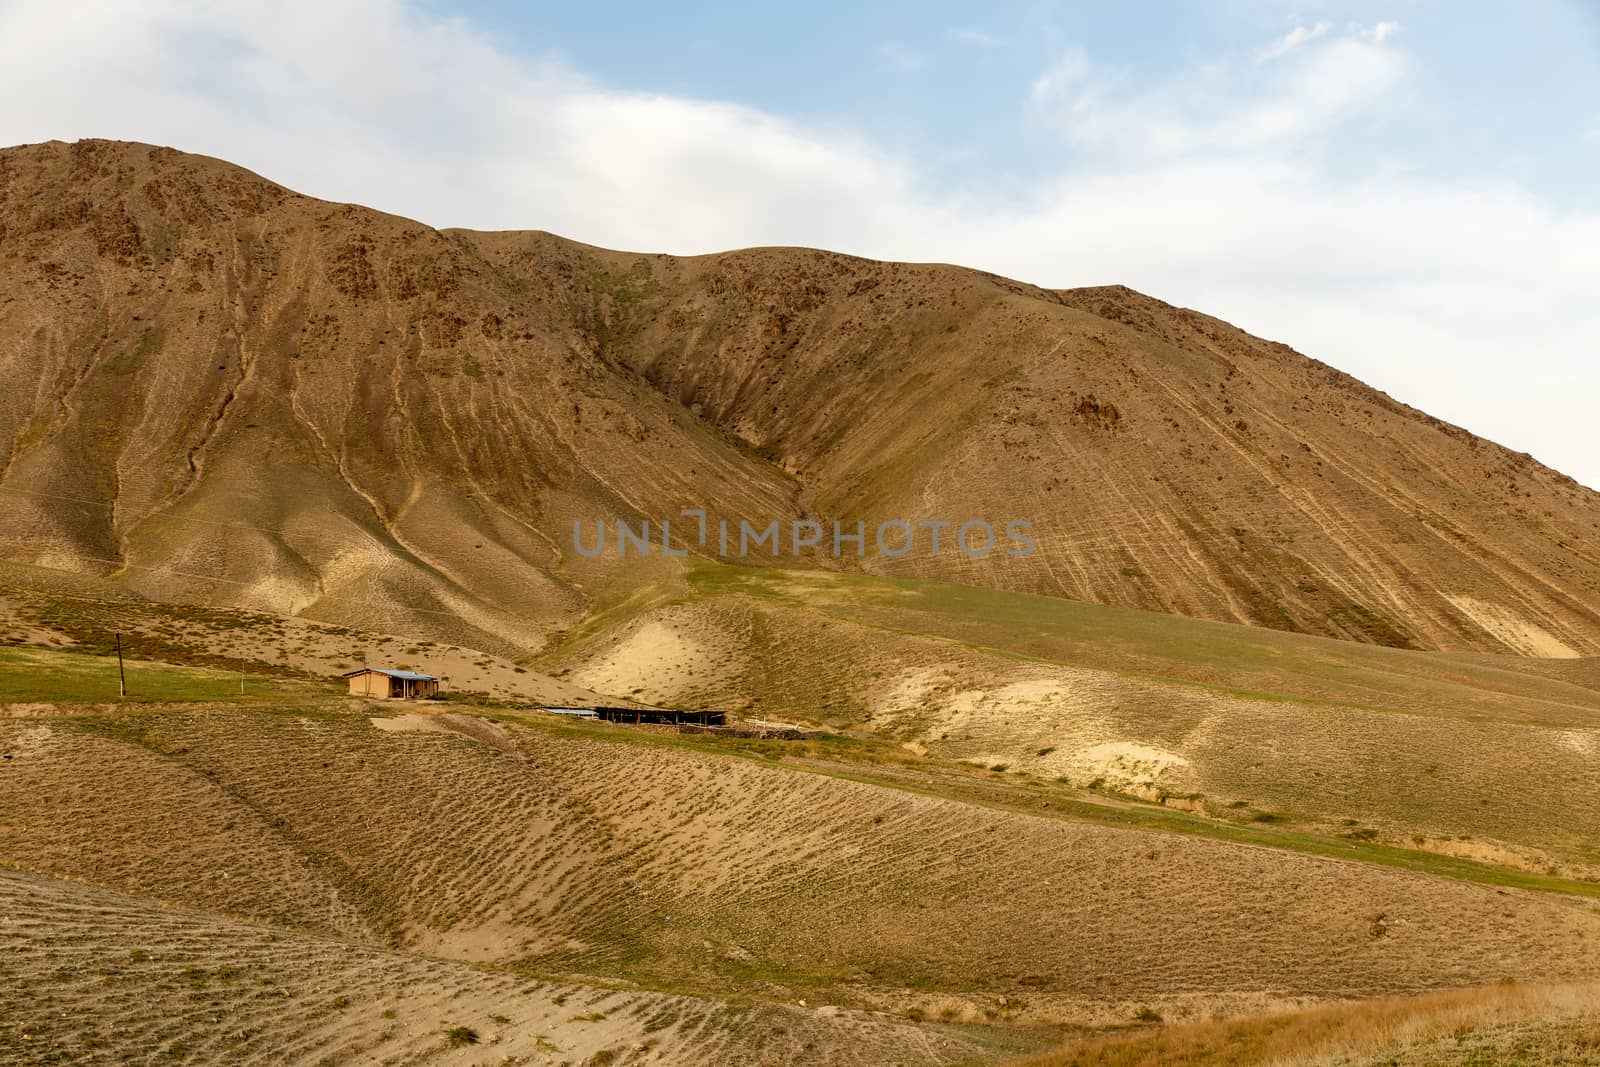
[343,668,438,681]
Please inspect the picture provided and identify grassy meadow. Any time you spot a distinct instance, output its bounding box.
[0,646,332,704]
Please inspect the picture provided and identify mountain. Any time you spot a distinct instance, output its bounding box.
[1,138,1597,656]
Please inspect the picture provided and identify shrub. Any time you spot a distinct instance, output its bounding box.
[443,1026,479,1047]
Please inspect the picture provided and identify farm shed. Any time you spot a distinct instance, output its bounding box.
[591,706,726,726]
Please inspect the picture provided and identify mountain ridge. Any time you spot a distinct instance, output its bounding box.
[1,137,1596,656]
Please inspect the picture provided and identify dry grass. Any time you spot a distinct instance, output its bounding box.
[4,685,1600,1062]
[0,868,986,1066]
[1012,982,1600,1066]
[5,703,1600,1022]
[0,561,613,705]
[538,563,1600,874]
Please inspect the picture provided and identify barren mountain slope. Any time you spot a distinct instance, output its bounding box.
[0,139,795,655]
[2,139,1597,654]
[480,238,1600,653]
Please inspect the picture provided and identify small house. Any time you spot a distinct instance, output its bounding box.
[344,667,439,700]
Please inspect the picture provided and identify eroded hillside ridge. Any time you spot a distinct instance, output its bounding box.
[1,138,1597,655]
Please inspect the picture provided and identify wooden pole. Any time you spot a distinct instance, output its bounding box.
[114,632,127,699]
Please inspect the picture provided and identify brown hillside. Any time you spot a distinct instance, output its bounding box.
[7,705,1600,1022]
[0,868,988,1065]
[525,245,1600,653]
[1,139,1597,654]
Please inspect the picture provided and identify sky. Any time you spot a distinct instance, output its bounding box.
[2,0,1598,486]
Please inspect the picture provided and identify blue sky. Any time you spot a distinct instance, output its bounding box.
[2,0,1598,485]
[445,0,1600,208]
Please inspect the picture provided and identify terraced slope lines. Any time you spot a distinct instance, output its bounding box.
[1,139,1597,655]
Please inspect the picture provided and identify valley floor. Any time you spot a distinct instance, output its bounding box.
[4,560,1600,1064]
[4,688,1600,1064]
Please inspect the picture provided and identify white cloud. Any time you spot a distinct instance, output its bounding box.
[1037,30,1406,158]
[1258,21,1331,63]
[0,0,1596,487]
[1029,48,1090,105]
[1364,20,1403,44]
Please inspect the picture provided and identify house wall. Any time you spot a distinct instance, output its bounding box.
[347,672,391,699]
[346,673,437,699]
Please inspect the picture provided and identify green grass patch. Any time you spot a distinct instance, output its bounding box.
[498,704,1600,903]
[0,646,332,705]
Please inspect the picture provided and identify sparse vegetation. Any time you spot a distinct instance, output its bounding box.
[442,1025,479,1047]
[3,138,1600,1065]
[1019,982,1600,1066]
[0,646,326,705]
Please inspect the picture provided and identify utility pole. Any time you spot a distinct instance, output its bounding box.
[114,632,127,699]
